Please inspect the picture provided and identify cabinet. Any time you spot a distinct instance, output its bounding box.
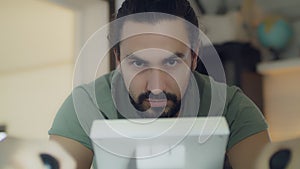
[257,58,300,141]
[196,42,264,110]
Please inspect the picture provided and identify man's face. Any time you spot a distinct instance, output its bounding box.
[116,19,197,118]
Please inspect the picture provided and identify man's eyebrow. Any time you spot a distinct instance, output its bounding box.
[173,52,187,58]
[125,54,149,63]
[125,54,142,60]
[165,52,188,60]
[125,52,187,60]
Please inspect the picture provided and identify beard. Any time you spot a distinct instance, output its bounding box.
[129,91,181,118]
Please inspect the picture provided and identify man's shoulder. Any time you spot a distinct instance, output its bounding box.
[73,71,115,99]
[192,71,241,101]
[94,71,115,89]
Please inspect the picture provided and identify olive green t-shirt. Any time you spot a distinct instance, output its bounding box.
[49,71,267,152]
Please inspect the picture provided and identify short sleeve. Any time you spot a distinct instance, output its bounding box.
[225,87,268,150]
[48,93,93,150]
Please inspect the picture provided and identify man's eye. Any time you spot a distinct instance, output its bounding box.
[165,59,178,67]
[132,61,145,68]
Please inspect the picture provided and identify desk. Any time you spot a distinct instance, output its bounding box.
[257,58,300,142]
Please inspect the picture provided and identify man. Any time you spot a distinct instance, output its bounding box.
[2,0,269,169]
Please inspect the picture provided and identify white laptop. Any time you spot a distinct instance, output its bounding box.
[90,117,229,169]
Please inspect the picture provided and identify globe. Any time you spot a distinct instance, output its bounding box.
[257,16,293,59]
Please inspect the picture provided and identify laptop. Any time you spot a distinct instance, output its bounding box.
[90,117,229,169]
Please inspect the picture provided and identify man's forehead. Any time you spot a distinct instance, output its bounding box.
[120,19,190,47]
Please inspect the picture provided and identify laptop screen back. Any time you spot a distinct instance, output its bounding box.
[90,117,229,169]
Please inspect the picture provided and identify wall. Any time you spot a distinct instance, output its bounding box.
[0,0,75,140]
[0,65,73,139]
[74,1,110,85]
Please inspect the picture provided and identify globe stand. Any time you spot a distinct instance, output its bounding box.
[269,48,281,60]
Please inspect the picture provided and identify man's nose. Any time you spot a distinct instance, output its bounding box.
[146,69,166,95]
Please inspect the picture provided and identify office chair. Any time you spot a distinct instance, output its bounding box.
[255,137,300,169]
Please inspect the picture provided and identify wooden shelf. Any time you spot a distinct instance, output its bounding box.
[256,0,300,19]
[257,58,300,75]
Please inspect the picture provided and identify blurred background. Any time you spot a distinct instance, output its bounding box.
[0,0,299,144]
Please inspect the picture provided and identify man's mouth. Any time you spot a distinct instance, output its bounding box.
[147,99,167,107]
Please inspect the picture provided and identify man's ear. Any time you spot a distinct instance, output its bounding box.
[113,48,121,66]
[191,49,198,71]
[191,41,201,71]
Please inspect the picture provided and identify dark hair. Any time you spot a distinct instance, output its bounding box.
[110,0,199,58]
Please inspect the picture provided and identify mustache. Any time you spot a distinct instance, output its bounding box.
[129,90,181,118]
[137,91,178,104]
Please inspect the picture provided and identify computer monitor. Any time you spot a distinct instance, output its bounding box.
[90,117,229,169]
